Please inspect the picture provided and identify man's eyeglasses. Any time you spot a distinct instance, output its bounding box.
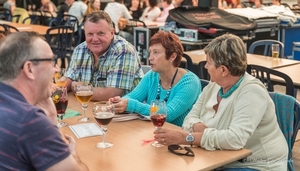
[22,57,57,68]
[168,145,195,157]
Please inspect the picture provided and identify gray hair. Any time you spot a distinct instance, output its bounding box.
[85,10,114,30]
[0,32,42,81]
[203,33,247,76]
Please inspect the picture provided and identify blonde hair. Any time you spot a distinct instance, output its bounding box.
[85,0,101,16]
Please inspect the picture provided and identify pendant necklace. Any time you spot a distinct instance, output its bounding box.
[156,68,178,102]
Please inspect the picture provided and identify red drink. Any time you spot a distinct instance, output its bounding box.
[94,112,114,125]
[55,99,68,114]
[150,114,166,127]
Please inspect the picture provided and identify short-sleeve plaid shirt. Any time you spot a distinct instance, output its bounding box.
[65,35,144,95]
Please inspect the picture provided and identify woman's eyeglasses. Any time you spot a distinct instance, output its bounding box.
[168,145,195,157]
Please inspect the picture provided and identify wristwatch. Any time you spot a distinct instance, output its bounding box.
[186,133,194,147]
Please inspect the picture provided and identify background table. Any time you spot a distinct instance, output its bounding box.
[0,20,51,35]
[273,63,300,88]
[183,50,300,69]
[62,94,252,171]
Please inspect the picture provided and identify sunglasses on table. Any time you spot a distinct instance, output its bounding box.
[168,145,195,157]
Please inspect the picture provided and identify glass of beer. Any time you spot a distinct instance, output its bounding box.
[75,84,94,122]
[92,101,115,148]
[54,68,67,87]
[272,44,279,58]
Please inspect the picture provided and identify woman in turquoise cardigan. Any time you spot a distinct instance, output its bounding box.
[109,31,201,126]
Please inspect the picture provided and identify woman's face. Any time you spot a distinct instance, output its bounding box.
[254,0,261,7]
[149,43,171,73]
[93,0,101,9]
[131,0,139,7]
[205,55,222,83]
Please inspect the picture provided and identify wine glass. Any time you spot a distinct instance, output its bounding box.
[52,87,68,127]
[150,100,167,147]
[75,84,94,122]
[54,68,67,87]
[92,102,115,148]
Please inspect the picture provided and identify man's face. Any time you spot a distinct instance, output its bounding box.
[84,19,114,57]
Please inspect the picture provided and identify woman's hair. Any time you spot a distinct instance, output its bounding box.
[203,33,247,76]
[149,31,183,67]
[148,0,158,7]
[85,0,100,16]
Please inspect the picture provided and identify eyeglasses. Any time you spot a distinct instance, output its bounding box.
[168,145,195,157]
[22,57,57,69]
[29,57,57,67]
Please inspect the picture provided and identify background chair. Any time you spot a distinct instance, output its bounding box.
[248,39,285,58]
[0,24,19,33]
[200,79,209,91]
[182,53,195,73]
[198,61,210,80]
[12,7,29,23]
[141,65,151,74]
[292,42,300,60]
[22,15,39,24]
[0,7,12,21]
[248,64,296,98]
[269,92,300,171]
[45,25,74,68]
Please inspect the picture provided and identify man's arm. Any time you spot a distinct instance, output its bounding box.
[46,134,88,171]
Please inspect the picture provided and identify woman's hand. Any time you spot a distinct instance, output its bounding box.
[192,122,207,132]
[154,128,185,146]
[110,97,128,113]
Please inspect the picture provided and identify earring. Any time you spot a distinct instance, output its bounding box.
[170,60,173,63]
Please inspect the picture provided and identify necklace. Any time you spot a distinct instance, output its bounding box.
[218,74,245,99]
[156,68,178,102]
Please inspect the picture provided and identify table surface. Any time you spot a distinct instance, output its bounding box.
[0,20,51,35]
[274,63,300,87]
[184,50,300,69]
[62,94,252,171]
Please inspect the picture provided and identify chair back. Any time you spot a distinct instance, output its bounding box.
[198,61,210,80]
[248,64,295,97]
[22,15,39,24]
[182,53,194,73]
[40,11,54,26]
[268,92,300,171]
[0,7,12,21]
[141,65,151,74]
[200,79,209,91]
[248,39,285,58]
[0,24,19,33]
[12,7,29,23]
[45,25,74,68]
[128,19,147,28]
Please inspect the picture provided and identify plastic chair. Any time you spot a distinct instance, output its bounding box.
[22,15,39,24]
[12,7,29,23]
[248,64,295,98]
[0,24,19,33]
[200,79,209,91]
[128,19,147,28]
[198,61,210,80]
[269,92,300,171]
[292,42,300,60]
[141,65,151,74]
[0,7,12,21]
[248,39,285,58]
[45,25,74,68]
[182,53,195,73]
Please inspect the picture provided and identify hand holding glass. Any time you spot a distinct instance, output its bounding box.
[93,102,115,148]
[75,84,93,122]
[52,87,68,127]
[150,100,167,147]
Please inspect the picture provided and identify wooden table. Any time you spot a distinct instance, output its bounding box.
[274,63,300,88]
[184,50,300,69]
[62,94,252,171]
[0,20,51,35]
